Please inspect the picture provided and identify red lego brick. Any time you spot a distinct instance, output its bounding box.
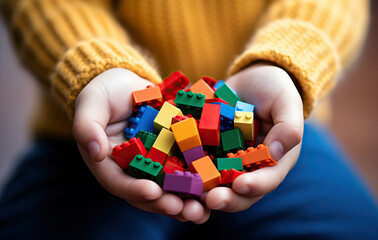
[220,169,245,186]
[163,156,185,174]
[132,85,163,111]
[205,98,229,105]
[159,71,190,101]
[171,115,190,125]
[199,103,221,146]
[201,76,217,90]
[146,147,168,165]
[227,144,275,167]
[112,138,147,169]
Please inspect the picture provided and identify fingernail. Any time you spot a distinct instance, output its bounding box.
[88,141,100,160]
[213,202,227,210]
[269,141,284,160]
[236,186,250,194]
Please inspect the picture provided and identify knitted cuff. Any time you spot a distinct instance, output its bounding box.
[228,19,341,118]
[51,38,162,117]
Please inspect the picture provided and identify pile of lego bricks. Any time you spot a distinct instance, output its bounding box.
[111,71,276,197]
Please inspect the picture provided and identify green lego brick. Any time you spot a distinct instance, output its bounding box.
[221,128,245,153]
[216,158,243,171]
[174,90,205,119]
[128,155,164,185]
[135,130,157,151]
[214,84,241,107]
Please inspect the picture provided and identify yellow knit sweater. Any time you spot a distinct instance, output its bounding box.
[0,0,369,139]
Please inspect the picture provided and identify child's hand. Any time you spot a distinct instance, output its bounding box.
[73,68,210,224]
[203,63,304,212]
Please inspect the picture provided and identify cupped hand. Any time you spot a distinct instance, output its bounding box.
[204,63,304,212]
[73,68,210,223]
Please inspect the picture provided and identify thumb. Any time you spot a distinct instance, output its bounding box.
[73,83,110,162]
[263,91,304,161]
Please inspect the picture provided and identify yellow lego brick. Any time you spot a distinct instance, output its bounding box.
[171,118,202,152]
[154,102,183,132]
[152,128,176,155]
[234,111,254,141]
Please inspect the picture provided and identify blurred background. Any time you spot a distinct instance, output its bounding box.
[0,3,377,199]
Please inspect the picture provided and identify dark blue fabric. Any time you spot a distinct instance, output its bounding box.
[0,123,377,240]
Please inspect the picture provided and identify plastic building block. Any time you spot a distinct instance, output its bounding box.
[171,118,202,152]
[112,138,147,169]
[213,80,225,90]
[201,76,217,89]
[221,128,245,153]
[189,79,215,99]
[205,98,228,105]
[182,145,205,166]
[146,147,167,165]
[171,115,190,125]
[163,156,185,174]
[234,111,254,141]
[212,102,235,131]
[216,157,243,171]
[214,83,241,107]
[132,86,163,111]
[135,130,157,151]
[159,71,190,101]
[220,169,245,186]
[128,155,164,185]
[199,103,221,146]
[163,171,203,197]
[152,128,176,155]
[188,156,221,192]
[154,102,183,132]
[124,105,159,139]
[174,90,205,119]
[235,101,255,113]
[227,144,276,168]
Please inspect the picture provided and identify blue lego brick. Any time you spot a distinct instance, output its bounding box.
[124,105,159,138]
[211,102,235,131]
[235,101,255,113]
[214,80,225,90]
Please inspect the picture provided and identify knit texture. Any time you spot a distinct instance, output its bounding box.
[0,0,369,137]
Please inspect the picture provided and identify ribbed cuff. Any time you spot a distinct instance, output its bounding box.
[51,38,162,117]
[228,19,341,118]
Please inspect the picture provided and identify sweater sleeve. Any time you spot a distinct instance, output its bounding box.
[228,0,369,118]
[0,0,162,117]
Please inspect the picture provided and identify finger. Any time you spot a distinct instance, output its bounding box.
[79,145,163,202]
[263,89,304,161]
[232,143,301,197]
[134,193,184,216]
[205,187,261,212]
[180,199,207,222]
[73,68,152,162]
[74,85,110,162]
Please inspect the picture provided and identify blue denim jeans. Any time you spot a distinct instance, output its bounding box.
[0,123,377,240]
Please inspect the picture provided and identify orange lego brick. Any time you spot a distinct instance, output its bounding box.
[132,85,163,111]
[171,118,202,152]
[188,156,221,192]
[189,79,215,99]
[227,144,275,167]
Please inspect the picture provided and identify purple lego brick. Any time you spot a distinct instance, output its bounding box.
[182,145,205,166]
[163,171,203,196]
